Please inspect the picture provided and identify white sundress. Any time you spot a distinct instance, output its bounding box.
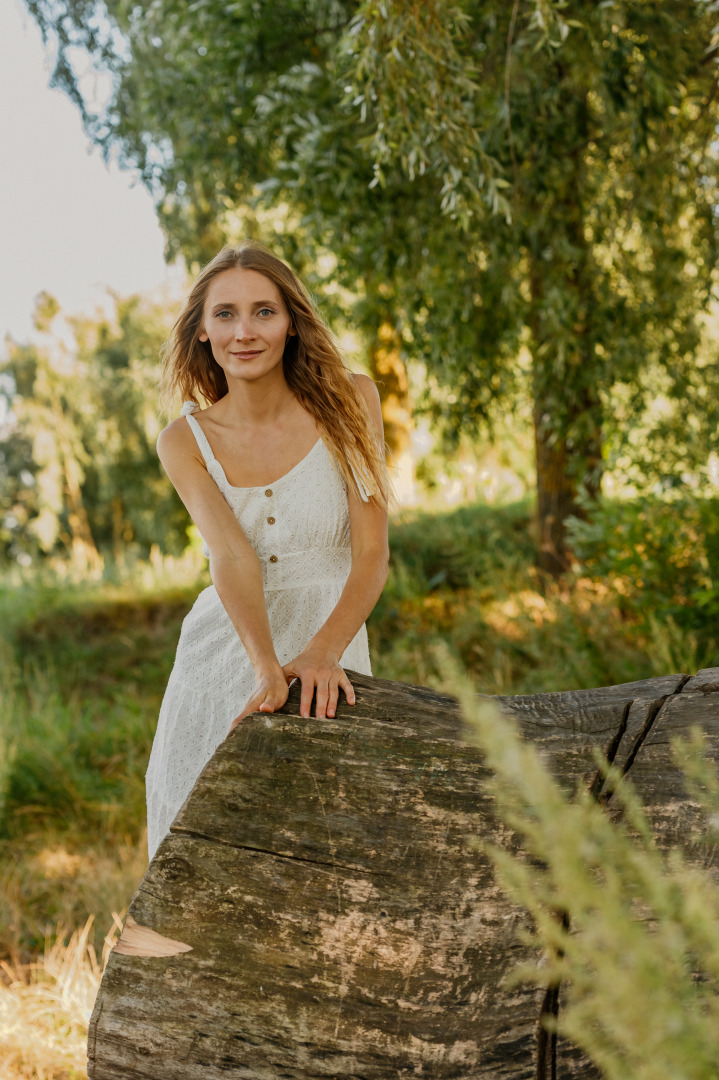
[145,403,372,860]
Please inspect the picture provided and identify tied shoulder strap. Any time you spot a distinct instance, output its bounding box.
[182,407,217,469]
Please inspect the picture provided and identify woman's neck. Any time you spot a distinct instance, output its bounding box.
[220,368,300,427]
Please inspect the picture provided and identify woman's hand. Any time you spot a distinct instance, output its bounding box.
[228,665,290,732]
[282,646,356,719]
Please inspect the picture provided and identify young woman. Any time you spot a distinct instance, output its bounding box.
[145,241,390,860]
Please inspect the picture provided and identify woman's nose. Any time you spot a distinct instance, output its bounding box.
[234,318,256,340]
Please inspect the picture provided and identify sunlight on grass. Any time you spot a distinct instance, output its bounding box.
[0,915,122,1080]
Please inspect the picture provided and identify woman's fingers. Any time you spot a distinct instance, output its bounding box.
[326,678,338,719]
[299,676,316,719]
[284,654,357,719]
[315,678,330,720]
[296,670,356,718]
[229,679,289,733]
[338,672,356,707]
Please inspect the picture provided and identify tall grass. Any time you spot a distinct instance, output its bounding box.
[0,915,121,1080]
[459,681,719,1080]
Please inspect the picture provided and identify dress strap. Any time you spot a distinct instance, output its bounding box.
[184,414,216,468]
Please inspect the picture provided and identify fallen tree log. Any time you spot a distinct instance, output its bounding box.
[88,667,719,1079]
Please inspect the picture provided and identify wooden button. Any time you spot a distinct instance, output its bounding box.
[265,489,273,497]
[267,517,276,525]
[269,555,278,563]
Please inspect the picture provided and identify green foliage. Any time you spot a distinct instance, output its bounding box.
[343,0,504,220]
[0,562,206,957]
[0,293,188,565]
[567,492,719,633]
[461,685,719,1080]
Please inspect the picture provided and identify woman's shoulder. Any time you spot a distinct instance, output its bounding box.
[352,371,378,398]
[156,412,201,466]
[351,373,382,433]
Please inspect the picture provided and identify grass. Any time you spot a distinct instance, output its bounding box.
[0,498,715,1078]
[0,916,121,1080]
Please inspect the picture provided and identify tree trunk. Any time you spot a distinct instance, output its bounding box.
[368,320,416,505]
[532,391,579,577]
[527,87,602,577]
[532,375,603,577]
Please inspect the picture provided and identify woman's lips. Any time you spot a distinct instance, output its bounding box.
[231,350,262,359]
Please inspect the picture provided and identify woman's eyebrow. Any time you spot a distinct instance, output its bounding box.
[210,299,278,310]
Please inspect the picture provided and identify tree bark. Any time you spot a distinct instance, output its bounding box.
[531,375,602,578]
[368,320,416,504]
[527,86,602,578]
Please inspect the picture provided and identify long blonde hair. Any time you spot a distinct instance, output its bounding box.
[160,241,388,507]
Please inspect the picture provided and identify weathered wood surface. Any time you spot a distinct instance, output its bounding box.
[88,667,719,1079]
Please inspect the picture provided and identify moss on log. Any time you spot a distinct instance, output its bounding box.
[88,668,719,1079]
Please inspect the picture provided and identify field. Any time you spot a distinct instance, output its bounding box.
[0,499,715,1078]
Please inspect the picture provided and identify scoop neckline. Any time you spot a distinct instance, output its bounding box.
[186,414,324,491]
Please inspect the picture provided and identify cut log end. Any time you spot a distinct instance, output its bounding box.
[112,914,193,958]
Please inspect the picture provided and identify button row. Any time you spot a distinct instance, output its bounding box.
[266,489,276,562]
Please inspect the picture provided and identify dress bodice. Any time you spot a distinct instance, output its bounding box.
[183,409,353,592]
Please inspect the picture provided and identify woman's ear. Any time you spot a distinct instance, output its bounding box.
[286,325,297,339]
[199,328,209,342]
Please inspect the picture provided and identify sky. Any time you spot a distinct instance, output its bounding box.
[0,0,183,348]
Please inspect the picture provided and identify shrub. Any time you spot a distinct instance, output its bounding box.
[567,493,719,635]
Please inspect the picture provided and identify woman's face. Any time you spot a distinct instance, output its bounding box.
[198,267,294,384]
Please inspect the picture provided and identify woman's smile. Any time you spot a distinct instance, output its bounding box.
[230,348,264,359]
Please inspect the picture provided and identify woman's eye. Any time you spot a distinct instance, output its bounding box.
[258,307,275,317]
[216,310,232,319]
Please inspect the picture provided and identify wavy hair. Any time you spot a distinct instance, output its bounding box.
[160,241,388,507]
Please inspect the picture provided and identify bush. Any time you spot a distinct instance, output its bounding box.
[567,493,719,635]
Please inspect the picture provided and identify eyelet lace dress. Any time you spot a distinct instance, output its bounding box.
[145,402,372,860]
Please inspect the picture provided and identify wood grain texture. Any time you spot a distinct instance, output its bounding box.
[88,667,719,1079]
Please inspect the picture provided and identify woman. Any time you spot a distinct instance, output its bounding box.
[145,241,390,860]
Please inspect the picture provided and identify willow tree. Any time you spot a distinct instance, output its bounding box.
[25,0,719,571]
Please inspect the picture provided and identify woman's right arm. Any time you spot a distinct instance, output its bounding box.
[157,420,289,720]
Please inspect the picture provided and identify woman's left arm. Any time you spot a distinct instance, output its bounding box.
[283,375,389,719]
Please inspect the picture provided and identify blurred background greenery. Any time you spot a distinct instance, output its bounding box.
[3,1,719,1076]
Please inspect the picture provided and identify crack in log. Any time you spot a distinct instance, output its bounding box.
[534,674,692,1076]
[620,696,668,778]
[619,672,690,782]
[588,700,632,801]
[676,674,693,693]
[168,826,391,877]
